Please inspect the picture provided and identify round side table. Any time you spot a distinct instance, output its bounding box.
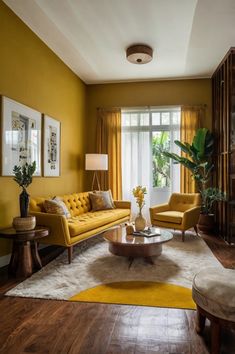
[0,227,49,278]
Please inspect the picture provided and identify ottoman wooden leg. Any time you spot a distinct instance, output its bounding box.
[211,320,221,354]
[195,306,206,334]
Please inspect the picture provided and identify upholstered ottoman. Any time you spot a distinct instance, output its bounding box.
[192,267,235,354]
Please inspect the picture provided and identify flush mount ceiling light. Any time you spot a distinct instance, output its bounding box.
[126,44,153,64]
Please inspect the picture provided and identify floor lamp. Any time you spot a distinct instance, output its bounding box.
[85,154,108,190]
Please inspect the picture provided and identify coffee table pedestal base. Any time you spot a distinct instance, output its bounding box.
[109,243,162,259]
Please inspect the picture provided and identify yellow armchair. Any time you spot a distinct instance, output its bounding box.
[149,193,201,241]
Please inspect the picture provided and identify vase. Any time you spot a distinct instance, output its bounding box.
[135,212,146,231]
[20,189,29,218]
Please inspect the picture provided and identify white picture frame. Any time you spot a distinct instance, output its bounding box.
[43,114,61,177]
[1,96,41,176]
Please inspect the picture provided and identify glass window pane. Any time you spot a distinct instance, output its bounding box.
[152,131,170,188]
[172,111,180,125]
[161,112,170,125]
[130,114,138,126]
[122,114,130,126]
[140,113,149,126]
[152,112,160,125]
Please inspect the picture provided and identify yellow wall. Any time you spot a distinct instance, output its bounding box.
[0,2,212,258]
[87,78,212,153]
[0,2,86,256]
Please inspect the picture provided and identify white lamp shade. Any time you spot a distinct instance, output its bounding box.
[85,154,108,171]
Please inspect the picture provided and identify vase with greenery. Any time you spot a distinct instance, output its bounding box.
[163,128,225,231]
[13,161,36,218]
[132,185,147,231]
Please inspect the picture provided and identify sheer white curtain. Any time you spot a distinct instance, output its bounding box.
[121,108,180,223]
[122,129,151,221]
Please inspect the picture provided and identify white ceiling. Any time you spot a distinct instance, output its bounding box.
[3,0,235,84]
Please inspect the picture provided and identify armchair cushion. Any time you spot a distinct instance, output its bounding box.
[169,193,201,212]
[154,211,183,224]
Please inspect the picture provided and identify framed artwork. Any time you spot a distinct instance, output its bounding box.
[1,96,41,176]
[43,115,61,177]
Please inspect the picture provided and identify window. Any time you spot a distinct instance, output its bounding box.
[121,107,180,217]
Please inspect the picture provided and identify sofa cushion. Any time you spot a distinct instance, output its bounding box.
[68,209,130,237]
[44,199,71,218]
[62,192,91,217]
[154,211,183,224]
[89,190,115,211]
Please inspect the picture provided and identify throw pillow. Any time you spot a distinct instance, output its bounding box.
[89,190,115,211]
[43,198,71,218]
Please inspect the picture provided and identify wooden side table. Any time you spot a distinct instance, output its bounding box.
[0,227,49,278]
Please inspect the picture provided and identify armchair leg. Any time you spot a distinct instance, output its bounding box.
[68,246,73,264]
[194,225,198,236]
[182,231,185,242]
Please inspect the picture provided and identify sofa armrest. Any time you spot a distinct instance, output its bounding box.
[30,211,71,246]
[149,204,169,223]
[114,200,131,209]
[182,206,201,230]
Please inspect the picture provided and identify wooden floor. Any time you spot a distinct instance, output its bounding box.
[0,234,235,354]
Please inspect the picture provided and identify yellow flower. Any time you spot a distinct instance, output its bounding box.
[132,185,147,211]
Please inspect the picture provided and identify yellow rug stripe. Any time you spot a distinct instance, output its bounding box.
[69,281,196,309]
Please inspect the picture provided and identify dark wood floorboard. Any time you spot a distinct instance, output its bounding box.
[0,234,235,353]
[0,297,235,354]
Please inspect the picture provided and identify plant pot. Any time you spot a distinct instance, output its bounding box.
[198,214,215,234]
[13,216,36,231]
[135,212,146,231]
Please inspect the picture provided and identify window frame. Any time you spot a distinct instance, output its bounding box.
[121,107,181,190]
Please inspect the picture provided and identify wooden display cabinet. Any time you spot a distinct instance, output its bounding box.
[212,47,235,243]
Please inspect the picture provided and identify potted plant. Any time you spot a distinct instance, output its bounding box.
[199,187,226,232]
[163,128,225,232]
[12,161,36,231]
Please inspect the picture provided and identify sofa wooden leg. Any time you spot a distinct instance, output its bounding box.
[182,231,185,242]
[195,306,206,335]
[194,225,198,236]
[68,247,73,264]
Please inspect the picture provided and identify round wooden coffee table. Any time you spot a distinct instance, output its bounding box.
[103,227,173,264]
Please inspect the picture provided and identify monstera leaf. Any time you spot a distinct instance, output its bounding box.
[162,128,215,198]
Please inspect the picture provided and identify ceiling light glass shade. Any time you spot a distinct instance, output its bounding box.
[85,154,108,171]
[126,44,153,64]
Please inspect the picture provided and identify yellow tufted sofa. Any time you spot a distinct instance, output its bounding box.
[30,192,131,263]
[149,193,201,241]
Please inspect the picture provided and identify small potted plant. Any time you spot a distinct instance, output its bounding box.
[199,187,226,232]
[12,161,36,231]
[132,185,147,231]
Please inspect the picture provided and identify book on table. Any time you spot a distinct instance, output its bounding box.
[133,228,161,237]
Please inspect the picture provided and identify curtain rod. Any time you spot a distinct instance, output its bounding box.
[98,104,207,110]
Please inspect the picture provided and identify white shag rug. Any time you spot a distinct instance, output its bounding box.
[6,231,222,300]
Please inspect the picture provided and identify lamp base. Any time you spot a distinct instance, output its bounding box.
[91,171,101,191]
